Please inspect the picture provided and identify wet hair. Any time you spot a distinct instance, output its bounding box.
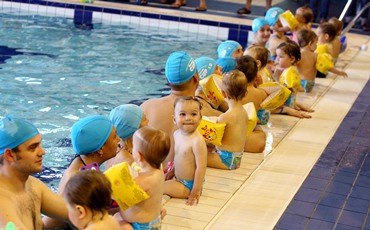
[277,40,301,64]
[134,126,170,169]
[318,22,337,42]
[222,70,248,101]
[297,5,314,23]
[236,55,259,83]
[328,17,343,36]
[64,170,112,216]
[244,45,269,68]
[297,29,317,47]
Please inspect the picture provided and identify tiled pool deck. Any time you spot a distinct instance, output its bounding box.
[275,77,370,229]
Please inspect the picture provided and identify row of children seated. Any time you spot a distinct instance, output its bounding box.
[43,6,349,228]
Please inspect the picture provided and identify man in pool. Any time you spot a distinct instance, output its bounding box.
[0,116,69,230]
[141,51,199,177]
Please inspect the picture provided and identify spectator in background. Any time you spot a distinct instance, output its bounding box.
[309,0,330,23]
[237,0,272,15]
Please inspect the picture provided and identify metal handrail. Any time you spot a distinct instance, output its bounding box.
[340,1,370,36]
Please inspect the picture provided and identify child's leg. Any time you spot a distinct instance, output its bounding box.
[207,151,230,170]
[244,127,266,153]
[163,180,190,198]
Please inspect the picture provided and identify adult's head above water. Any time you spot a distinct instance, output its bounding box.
[165,51,198,88]
[217,40,243,59]
[109,104,148,141]
[71,115,119,164]
[0,116,69,230]
[0,116,40,156]
[105,104,149,168]
[0,115,43,174]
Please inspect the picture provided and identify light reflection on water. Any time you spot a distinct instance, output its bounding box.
[0,11,221,192]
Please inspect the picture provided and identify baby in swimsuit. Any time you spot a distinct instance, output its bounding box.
[207,70,249,170]
[163,96,207,206]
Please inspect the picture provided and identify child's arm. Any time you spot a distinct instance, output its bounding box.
[328,67,348,78]
[186,137,207,206]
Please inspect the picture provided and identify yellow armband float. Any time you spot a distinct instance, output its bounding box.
[197,116,226,146]
[258,82,291,110]
[279,10,299,30]
[315,44,330,55]
[199,74,225,109]
[279,66,301,91]
[104,162,149,211]
[243,102,257,137]
[316,53,334,74]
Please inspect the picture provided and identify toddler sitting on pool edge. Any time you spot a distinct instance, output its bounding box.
[207,70,249,170]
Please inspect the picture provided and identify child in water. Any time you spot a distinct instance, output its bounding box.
[63,170,120,230]
[163,96,207,206]
[207,70,249,169]
[116,126,170,229]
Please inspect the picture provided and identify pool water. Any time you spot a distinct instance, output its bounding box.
[0,10,221,191]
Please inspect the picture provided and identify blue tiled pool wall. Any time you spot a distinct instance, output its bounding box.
[275,78,370,230]
[1,0,253,49]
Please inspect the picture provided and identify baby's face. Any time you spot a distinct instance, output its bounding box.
[255,25,271,44]
[173,100,201,134]
[316,28,327,43]
[275,49,293,69]
[295,9,306,23]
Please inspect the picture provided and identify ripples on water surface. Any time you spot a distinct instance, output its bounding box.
[0,11,220,191]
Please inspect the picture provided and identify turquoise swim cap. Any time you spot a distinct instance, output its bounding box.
[252,18,269,33]
[71,115,113,155]
[195,57,217,80]
[165,51,197,84]
[0,116,39,154]
[265,7,284,26]
[216,57,236,73]
[217,40,242,58]
[109,104,143,141]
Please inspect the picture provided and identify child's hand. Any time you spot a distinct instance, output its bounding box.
[339,71,348,78]
[186,190,201,206]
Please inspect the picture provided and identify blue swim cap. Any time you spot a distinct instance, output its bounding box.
[252,18,269,33]
[195,57,217,80]
[109,104,143,141]
[71,115,113,155]
[0,116,39,154]
[265,7,284,26]
[217,40,242,58]
[216,57,236,73]
[165,51,197,84]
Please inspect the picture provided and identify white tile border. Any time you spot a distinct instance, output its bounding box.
[0,1,230,39]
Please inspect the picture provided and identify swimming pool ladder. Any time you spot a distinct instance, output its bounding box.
[339,1,370,35]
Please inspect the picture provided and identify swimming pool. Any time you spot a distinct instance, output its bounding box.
[0,7,222,191]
